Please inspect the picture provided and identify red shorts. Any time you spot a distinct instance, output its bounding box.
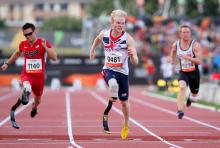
[21,74,44,96]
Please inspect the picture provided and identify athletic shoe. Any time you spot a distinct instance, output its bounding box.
[30,108,38,118]
[186,95,194,107]
[10,111,19,129]
[121,125,129,140]
[21,90,30,105]
[103,115,111,134]
[177,110,184,119]
[186,98,191,107]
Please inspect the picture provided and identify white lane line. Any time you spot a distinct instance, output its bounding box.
[131,95,220,131]
[89,90,182,148]
[141,91,219,112]
[0,99,34,127]
[0,142,70,145]
[65,92,82,148]
[0,92,19,101]
[168,131,211,134]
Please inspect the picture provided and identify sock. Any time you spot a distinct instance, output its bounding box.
[190,95,198,102]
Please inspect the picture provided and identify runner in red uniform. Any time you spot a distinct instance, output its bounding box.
[1,22,57,128]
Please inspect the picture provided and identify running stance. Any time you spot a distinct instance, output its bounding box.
[89,9,138,139]
[170,25,202,119]
[1,22,57,128]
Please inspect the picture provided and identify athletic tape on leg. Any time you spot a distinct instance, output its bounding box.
[108,78,118,98]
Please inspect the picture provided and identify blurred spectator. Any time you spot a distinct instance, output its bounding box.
[160,56,173,83]
[212,50,220,73]
[202,58,210,75]
[142,56,155,88]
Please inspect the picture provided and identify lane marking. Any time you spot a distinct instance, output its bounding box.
[0,99,34,127]
[168,131,211,134]
[141,91,220,112]
[89,90,182,148]
[131,95,220,131]
[65,92,82,148]
[0,90,49,126]
[0,142,69,145]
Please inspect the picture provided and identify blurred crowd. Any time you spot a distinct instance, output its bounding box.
[84,14,220,85]
[125,16,220,84]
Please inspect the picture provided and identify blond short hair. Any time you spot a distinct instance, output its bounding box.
[111,9,127,19]
[179,24,191,33]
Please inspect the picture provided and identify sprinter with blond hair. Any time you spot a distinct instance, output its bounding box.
[90,9,138,139]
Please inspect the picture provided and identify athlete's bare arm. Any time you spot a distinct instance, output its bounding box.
[127,34,138,65]
[189,42,202,64]
[1,49,21,71]
[89,31,104,60]
[170,42,177,64]
[42,39,57,61]
[192,42,202,64]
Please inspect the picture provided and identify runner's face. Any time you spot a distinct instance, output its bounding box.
[180,27,191,41]
[23,28,35,42]
[112,16,125,33]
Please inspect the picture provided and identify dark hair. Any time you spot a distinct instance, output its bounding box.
[22,23,35,31]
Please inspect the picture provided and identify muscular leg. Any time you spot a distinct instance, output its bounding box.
[177,80,187,111]
[120,100,130,126]
[31,95,41,118]
[33,95,41,109]
[120,100,130,139]
[176,80,187,119]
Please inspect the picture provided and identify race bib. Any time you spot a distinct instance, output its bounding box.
[26,59,42,73]
[106,52,123,67]
[181,60,196,72]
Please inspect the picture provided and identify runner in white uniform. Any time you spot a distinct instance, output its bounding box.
[102,29,129,75]
[89,9,138,139]
[170,25,202,119]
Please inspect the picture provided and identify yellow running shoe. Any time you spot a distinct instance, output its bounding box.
[120,125,129,140]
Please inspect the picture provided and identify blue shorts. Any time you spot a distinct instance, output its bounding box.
[102,69,129,101]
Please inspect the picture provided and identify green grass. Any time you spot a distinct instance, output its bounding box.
[155,90,220,110]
